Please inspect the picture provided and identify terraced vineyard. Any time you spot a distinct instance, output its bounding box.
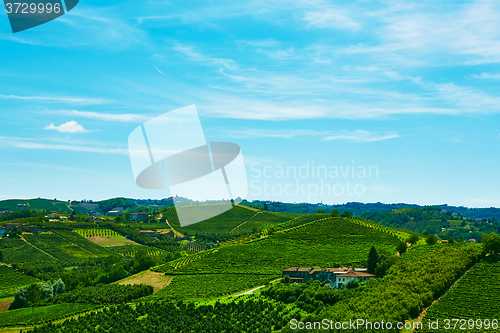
[24,233,97,261]
[54,230,115,256]
[75,228,138,247]
[418,260,500,332]
[0,303,100,327]
[229,211,291,234]
[0,266,40,298]
[109,244,168,257]
[0,238,54,263]
[179,205,259,234]
[154,217,401,275]
[76,228,122,238]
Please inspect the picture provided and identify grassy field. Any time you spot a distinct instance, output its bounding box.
[0,266,39,298]
[116,270,171,292]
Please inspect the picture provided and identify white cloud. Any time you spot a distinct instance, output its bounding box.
[322,130,400,142]
[171,43,238,70]
[44,121,87,133]
[303,9,361,30]
[0,94,105,104]
[472,73,500,79]
[220,128,330,139]
[44,110,149,122]
[0,136,127,155]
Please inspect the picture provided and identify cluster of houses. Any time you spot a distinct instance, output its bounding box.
[0,223,40,236]
[282,267,376,289]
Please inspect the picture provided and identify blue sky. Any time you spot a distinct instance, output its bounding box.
[1,0,500,207]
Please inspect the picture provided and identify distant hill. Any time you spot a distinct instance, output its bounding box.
[0,198,72,213]
[241,200,500,221]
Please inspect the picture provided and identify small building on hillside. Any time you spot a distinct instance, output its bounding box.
[107,210,120,216]
[5,223,23,232]
[130,212,149,221]
[158,231,175,238]
[0,211,10,216]
[441,239,448,243]
[282,267,375,288]
[139,230,156,237]
[46,213,59,218]
[468,238,477,243]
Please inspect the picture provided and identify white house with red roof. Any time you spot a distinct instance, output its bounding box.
[282,266,375,288]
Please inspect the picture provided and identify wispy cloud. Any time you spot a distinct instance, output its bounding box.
[0,136,127,155]
[303,9,361,30]
[43,110,149,122]
[322,130,400,142]
[220,128,330,139]
[472,72,500,79]
[44,121,88,133]
[14,141,127,154]
[216,128,400,142]
[0,94,106,104]
[171,43,238,70]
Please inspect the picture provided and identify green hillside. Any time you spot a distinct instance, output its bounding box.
[418,260,500,332]
[150,217,402,301]
[0,198,72,213]
[0,265,40,298]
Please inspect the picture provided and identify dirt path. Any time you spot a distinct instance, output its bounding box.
[165,219,184,238]
[408,264,475,332]
[229,212,260,233]
[0,298,13,312]
[232,285,265,297]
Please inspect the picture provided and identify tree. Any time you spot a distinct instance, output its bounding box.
[407,233,420,245]
[367,246,378,274]
[397,241,407,254]
[425,234,438,245]
[344,278,359,289]
[0,249,3,263]
[340,211,352,218]
[482,232,500,256]
[70,210,76,220]
[263,203,268,211]
[317,209,326,214]
[330,209,339,217]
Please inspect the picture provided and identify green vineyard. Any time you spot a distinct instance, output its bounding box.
[155,217,402,276]
[76,228,122,238]
[418,260,500,332]
[0,303,100,327]
[0,265,40,298]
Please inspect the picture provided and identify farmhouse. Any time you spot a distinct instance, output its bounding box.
[47,213,59,218]
[158,231,175,238]
[107,210,120,216]
[130,212,149,221]
[139,230,156,237]
[282,267,375,288]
